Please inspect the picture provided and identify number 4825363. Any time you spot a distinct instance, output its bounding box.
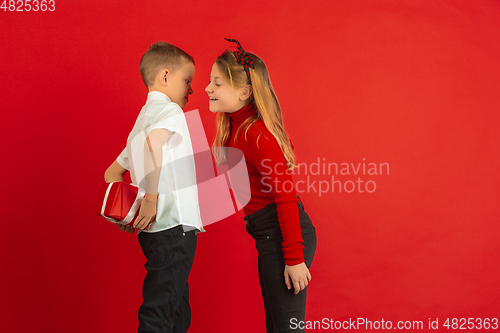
[1,0,55,11]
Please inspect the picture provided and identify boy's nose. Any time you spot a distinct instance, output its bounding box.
[205,84,212,93]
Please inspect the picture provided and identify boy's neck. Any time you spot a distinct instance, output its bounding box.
[148,86,170,100]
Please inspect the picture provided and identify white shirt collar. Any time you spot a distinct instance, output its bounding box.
[146,91,171,103]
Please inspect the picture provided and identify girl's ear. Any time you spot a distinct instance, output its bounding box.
[240,85,253,101]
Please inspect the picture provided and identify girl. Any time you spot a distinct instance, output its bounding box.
[205,39,317,332]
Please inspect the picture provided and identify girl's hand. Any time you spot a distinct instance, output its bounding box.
[134,194,157,230]
[284,262,312,295]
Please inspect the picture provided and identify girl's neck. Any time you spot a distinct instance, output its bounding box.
[227,103,256,125]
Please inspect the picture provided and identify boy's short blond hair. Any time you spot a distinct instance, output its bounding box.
[139,41,195,88]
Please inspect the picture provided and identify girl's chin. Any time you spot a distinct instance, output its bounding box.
[209,107,221,113]
[208,106,233,113]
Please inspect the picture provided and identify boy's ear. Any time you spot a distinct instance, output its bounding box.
[240,85,253,101]
[158,69,169,86]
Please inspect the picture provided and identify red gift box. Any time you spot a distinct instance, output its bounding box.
[95,182,145,225]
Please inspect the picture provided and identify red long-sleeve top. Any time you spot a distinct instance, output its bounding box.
[227,103,304,265]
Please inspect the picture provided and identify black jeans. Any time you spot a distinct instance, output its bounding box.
[244,198,317,332]
[137,226,197,333]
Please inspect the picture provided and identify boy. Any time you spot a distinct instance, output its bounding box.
[104,41,204,333]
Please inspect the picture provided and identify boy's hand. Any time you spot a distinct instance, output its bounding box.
[284,262,312,295]
[134,194,157,230]
[115,223,135,234]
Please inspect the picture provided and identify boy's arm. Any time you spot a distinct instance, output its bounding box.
[104,160,128,183]
[104,160,135,233]
[133,128,171,230]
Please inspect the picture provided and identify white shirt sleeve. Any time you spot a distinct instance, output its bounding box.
[116,148,129,170]
[147,105,186,149]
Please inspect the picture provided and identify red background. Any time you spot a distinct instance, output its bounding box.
[1,0,499,332]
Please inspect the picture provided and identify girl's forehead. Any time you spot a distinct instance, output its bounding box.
[211,63,222,74]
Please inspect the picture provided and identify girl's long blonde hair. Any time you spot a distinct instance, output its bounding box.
[212,50,296,170]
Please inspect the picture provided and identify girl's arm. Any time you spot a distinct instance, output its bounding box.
[250,130,311,294]
[251,133,304,264]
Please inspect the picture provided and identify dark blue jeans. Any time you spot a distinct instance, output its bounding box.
[244,198,317,332]
[137,226,197,333]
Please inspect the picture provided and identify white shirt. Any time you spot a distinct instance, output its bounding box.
[116,91,204,233]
